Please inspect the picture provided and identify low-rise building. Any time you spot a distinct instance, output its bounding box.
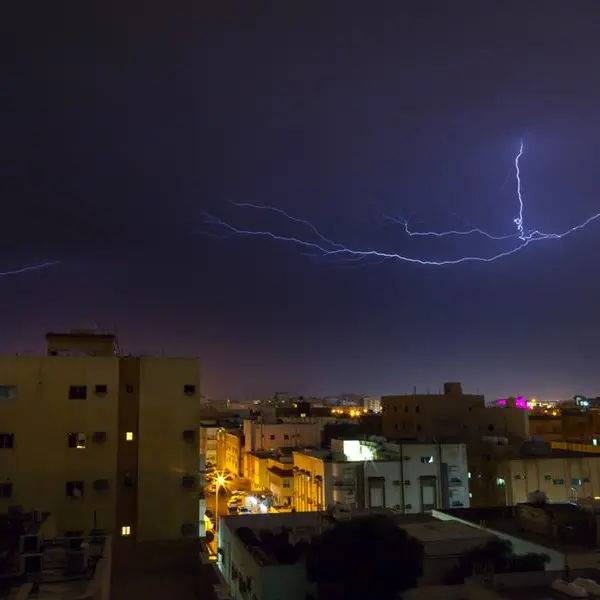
[217,509,494,600]
[292,438,469,513]
[216,429,242,477]
[242,416,323,459]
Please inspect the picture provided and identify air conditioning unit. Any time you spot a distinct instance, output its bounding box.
[182,430,197,442]
[19,534,40,554]
[20,553,43,574]
[182,476,196,489]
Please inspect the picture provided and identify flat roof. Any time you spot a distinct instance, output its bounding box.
[437,506,597,554]
[472,569,600,600]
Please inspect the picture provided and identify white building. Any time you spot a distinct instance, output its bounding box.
[292,438,469,513]
[217,509,494,600]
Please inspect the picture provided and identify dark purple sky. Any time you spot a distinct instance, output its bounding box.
[3,2,600,401]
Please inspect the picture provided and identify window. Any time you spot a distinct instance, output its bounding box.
[415,406,420,413]
[67,433,87,449]
[121,526,131,536]
[0,433,14,449]
[420,456,434,464]
[553,478,565,485]
[487,424,495,432]
[283,481,291,488]
[125,384,134,394]
[94,384,108,395]
[66,481,84,498]
[404,406,408,412]
[283,434,289,440]
[544,474,552,481]
[68,385,87,400]
[0,483,12,498]
[123,472,134,488]
[270,434,275,441]
[125,432,134,441]
[0,385,17,401]
[184,384,196,395]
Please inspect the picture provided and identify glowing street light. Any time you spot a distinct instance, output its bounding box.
[214,472,229,536]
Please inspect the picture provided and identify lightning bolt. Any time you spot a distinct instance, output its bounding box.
[0,261,60,278]
[201,142,600,267]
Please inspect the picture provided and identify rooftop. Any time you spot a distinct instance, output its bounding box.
[436,504,599,554]
[470,568,600,600]
[223,509,488,567]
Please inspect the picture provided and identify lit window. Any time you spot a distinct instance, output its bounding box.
[125,432,134,441]
[121,525,131,536]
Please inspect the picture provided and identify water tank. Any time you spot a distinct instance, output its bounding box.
[443,382,463,395]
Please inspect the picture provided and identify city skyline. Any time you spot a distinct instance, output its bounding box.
[3,3,600,402]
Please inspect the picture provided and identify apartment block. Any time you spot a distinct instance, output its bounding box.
[0,330,203,541]
[216,429,242,477]
[291,438,469,513]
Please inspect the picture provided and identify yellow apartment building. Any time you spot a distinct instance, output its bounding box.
[0,330,203,541]
[216,429,241,477]
[266,456,293,507]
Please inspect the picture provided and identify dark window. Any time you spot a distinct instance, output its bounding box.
[66,481,84,498]
[544,474,552,481]
[270,434,275,441]
[94,384,108,395]
[69,385,87,400]
[284,434,289,440]
[0,483,12,498]
[123,472,134,488]
[487,424,495,432]
[125,384,134,394]
[420,456,434,464]
[415,406,420,413]
[184,384,196,395]
[404,406,409,413]
[553,478,564,485]
[0,433,14,448]
[416,424,422,431]
[67,433,87,449]
[393,406,397,413]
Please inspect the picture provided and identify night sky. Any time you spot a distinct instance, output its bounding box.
[3,2,600,401]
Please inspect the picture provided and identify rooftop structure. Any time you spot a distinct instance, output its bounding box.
[0,509,111,600]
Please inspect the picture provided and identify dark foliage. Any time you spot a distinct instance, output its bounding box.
[444,538,550,584]
[306,514,423,600]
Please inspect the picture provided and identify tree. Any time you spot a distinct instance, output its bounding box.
[306,514,423,600]
[444,538,550,584]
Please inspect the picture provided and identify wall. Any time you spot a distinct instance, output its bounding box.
[382,390,485,439]
[136,357,201,541]
[501,455,600,504]
[243,419,322,453]
[0,355,120,534]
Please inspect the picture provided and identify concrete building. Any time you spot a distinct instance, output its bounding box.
[435,503,600,572]
[217,429,242,477]
[242,416,322,464]
[217,509,494,600]
[0,330,203,541]
[199,420,220,466]
[382,382,530,442]
[292,438,469,513]
[497,447,600,504]
[267,455,294,507]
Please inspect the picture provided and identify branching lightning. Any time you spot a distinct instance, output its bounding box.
[0,261,60,278]
[201,142,600,267]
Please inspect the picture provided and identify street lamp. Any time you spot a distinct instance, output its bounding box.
[215,474,227,536]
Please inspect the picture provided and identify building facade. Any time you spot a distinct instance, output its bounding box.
[291,439,469,513]
[242,417,322,457]
[216,429,242,477]
[0,331,203,541]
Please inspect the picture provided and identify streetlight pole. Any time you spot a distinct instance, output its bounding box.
[215,475,226,538]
